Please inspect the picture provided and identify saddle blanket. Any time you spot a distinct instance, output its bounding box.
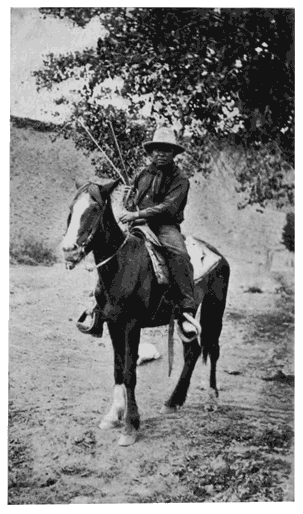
[185,235,222,283]
[131,226,221,285]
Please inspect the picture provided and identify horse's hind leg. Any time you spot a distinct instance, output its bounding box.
[99,321,126,429]
[201,263,229,411]
[161,338,201,413]
[203,334,220,412]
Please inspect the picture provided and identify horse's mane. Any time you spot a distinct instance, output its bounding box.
[69,180,126,236]
[70,183,104,210]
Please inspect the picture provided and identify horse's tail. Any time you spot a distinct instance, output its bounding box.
[199,256,230,364]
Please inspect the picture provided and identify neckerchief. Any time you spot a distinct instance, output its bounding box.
[135,162,178,206]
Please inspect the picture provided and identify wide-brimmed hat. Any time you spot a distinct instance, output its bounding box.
[143,126,185,155]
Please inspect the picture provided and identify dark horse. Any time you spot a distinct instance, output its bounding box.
[62,179,230,446]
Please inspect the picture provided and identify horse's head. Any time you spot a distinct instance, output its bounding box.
[62,179,120,269]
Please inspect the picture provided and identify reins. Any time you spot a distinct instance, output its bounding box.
[84,234,130,272]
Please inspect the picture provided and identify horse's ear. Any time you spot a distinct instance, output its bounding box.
[101,179,121,196]
[75,174,100,189]
[75,177,85,189]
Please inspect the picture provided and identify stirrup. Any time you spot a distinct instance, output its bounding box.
[177,312,201,343]
[76,306,104,337]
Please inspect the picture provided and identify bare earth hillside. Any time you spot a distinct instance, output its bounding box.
[10,119,96,255]
[10,118,288,267]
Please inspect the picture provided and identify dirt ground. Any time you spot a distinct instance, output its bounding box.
[8,255,294,504]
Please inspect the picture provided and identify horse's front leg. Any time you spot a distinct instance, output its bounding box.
[99,384,126,429]
[99,321,127,429]
[119,319,141,446]
[99,319,141,446]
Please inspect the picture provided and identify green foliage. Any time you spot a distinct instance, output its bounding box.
[10,238,58,266]
[282,212,294,252]
[234,142,294,208]
[53,107,215,181]
[35,7,294,206]
[39,7,103,28]
[51,105,152,180]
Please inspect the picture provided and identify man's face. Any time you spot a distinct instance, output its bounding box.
[151,146,175,168]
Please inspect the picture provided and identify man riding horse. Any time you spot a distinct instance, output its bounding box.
[62,126,230,445]
[119,126,201,340]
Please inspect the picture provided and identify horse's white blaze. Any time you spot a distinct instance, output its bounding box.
[62,193,91,249]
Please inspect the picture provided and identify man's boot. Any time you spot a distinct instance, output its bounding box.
[178,310,201,342]
[76,294,104,337]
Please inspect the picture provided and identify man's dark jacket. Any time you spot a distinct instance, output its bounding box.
[126,162,190,226]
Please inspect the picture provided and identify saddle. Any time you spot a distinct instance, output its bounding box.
[130,224,170,284]
[131,224,222,286]
[185,235,222,284]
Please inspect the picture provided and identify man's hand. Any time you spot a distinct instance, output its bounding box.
[119,211,139,224]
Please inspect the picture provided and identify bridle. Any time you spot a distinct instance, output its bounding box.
[66,200,104,263]
[67,184,128,272]
[82,202,129,272]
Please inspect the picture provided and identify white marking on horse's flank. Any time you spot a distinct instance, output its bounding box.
[63,193,91,249]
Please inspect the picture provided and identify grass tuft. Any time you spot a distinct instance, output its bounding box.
[10,238,57,266]
[245,286,263,294]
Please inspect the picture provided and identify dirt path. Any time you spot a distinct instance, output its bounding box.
[8,261,294,504]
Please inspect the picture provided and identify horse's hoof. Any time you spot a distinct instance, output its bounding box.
[160,405,177,415]
[118,429,137,446]
[204,402,218,412]
[204,389,218,412]
[99,418,120,430]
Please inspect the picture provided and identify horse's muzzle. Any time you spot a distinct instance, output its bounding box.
[63,248,83,270]
[65,260,76,270]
